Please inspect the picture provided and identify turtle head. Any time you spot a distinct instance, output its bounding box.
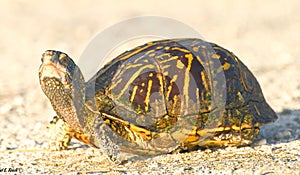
[39,50,78,91]
[39,50,86,131]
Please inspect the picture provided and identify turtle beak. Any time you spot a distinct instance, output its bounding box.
[39,50,68,82]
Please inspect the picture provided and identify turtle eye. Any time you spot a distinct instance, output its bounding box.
[59,53,69,66]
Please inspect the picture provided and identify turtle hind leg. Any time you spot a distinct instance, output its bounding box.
[47,116,73,150]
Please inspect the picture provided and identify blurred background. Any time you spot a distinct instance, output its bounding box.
[0,1,299,173]
[1,0,299,114]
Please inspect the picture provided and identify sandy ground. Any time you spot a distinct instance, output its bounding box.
[0,0,300,174]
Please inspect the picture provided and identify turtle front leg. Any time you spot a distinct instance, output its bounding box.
[94,117,121,164]
[47,116,73,150]
[48,116,97,150]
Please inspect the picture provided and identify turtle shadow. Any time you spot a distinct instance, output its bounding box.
[255,109,300,145]
[68,142,90,150]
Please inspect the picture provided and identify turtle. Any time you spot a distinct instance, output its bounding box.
[39,38,277,162]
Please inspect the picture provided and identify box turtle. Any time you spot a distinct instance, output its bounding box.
[39,38,277,162]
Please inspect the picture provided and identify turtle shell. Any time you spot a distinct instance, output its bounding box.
[84,38,277,153]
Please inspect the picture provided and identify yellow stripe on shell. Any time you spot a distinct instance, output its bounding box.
[156,46,164,50]
[171,47,190,53]
[157,73,165,97]
[240,71,249,91]
[183,127,199,143]
[157,73,165,109]
[171,95,179,115]
[166,74,178,101]
[196,87,200,107]
[160,56,178,63]
[130,85,138,103]
[183,53,193,111]
[155,53,170,59]
[125,63,143,69]
[120,44,154,61]
[176,60,185,69]
[164,46,170,51]
[162,64,171,69]
[146,49,155,55]
[196,123,256,137]
[107,78,123,92]
[237,91,245,103]
[253,104,261,116]
[116,64,154,99]
[102,113,152,141]
[195,56,204,68]
[222,62,231,70]
[144,79,153,112]
[200,71,209,91]
[192,46,199,52]
[212,54,221,59]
